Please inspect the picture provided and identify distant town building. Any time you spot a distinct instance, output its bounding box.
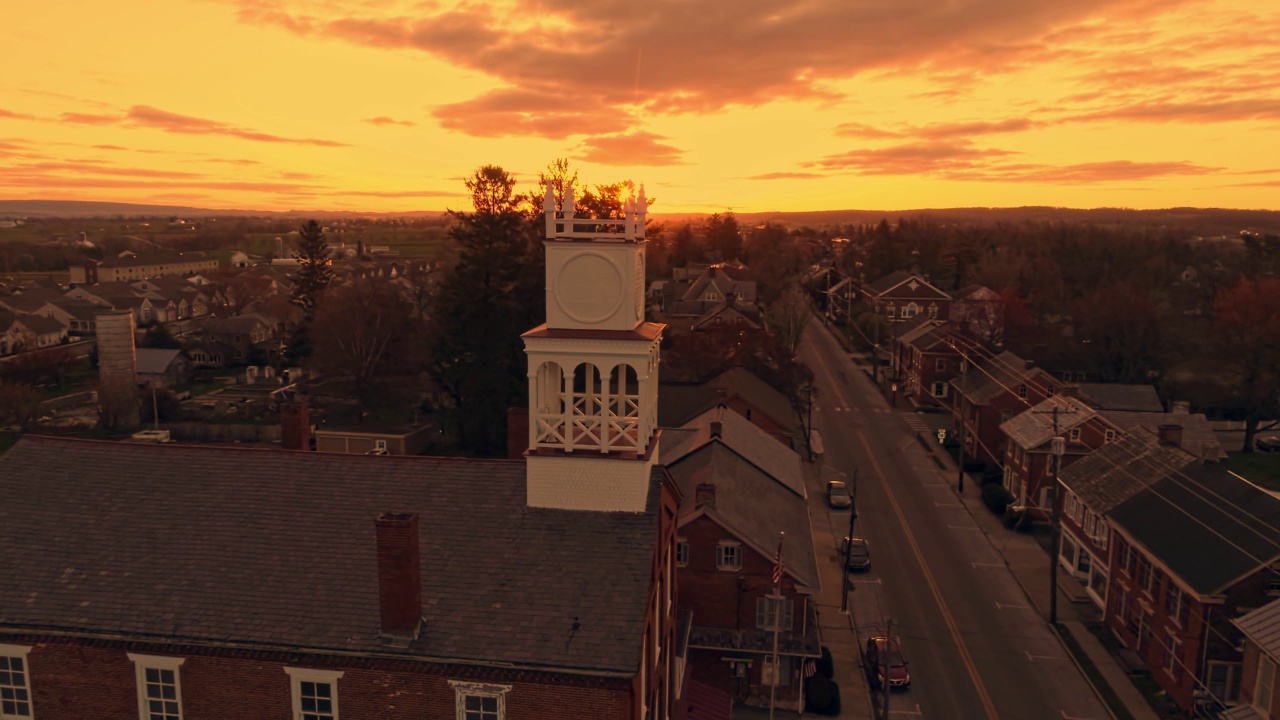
[69,252,218,284]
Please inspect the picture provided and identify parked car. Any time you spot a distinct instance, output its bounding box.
[839,537,871,572]
[826,480,852,509]
[865,635,910,690]
[1257,435,1280,452]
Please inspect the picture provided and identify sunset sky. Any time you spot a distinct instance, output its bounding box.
[3,0,1279,214]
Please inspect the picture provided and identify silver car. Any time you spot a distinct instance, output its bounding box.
[826,480,852,509]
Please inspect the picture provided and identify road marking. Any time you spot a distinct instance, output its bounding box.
[1026,650,1065,661]
[996,601,1033,610]
[859,432,1001,720]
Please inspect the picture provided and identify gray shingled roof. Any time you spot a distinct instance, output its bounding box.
[669,443,819,590]
[0,436,659,674]
[1000,396,1098,450]
[662,407,806,498]
[97,252,215,269]
[135,348,186,375]
[1235,598,1280,663]
[1110,460,1280,595]
[658,368,799,437]
[1075,383,1165,413]
[1101,410,1226,461]
[1058,426,1196,514]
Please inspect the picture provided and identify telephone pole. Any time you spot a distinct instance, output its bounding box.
[1032,404,1066,625]
[956,359,968,493]
[840,469,859,613]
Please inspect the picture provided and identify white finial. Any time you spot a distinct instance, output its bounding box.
[636,184,647,239]
[543,183,555,215]
[563,182,576,220]
[624,194,635,238]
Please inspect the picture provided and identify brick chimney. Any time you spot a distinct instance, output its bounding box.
[374,512,422,639]
[695,482,716,509]
[506,407,530,459]
[1171,400,1190,415]
[280,400,311,451]
[1157,424,1184,448]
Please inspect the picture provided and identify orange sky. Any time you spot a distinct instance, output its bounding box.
[2,0,1279,214]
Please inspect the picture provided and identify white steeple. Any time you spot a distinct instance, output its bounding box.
[524,182,663,512]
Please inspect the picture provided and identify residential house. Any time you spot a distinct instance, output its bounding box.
[0,311,25,355]
[951,351,1072,468]
[69,251,219,284]
[690,299,762,333]
[859,270,951,323]
[64,281,150,307]
[824,275,857,321]
[949,285,1004,349]
[196,312,280,365]
[1075,382,1166,413]
[659,264,757,317]
[12,314,68,349]
[661,408,820,708]
[1058,427,1280,714]
[314,422,435,456]
[1228,599,1280,719]
[659,367,803,449]
[999,395,1113,515]
[896,318,962,407]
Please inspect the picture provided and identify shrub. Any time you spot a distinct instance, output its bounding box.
[817,646,834,679]
[981,466,1004,485]
[1003,509,1028,530]
[982,483,1014,514]
[805,675,835,714]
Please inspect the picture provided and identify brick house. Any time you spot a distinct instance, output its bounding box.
[948,285,1004,348]
[895,319,962,407]
[858,270,951,323]
[1229,599,1280,719]
[950,351,1074,469]
[1058,427,1280,714]
[690,300,762,333]
[659,367,802,449]
[999,396,1113,515]
[661,409,820,710]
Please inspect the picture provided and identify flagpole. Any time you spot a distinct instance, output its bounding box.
[769,531,785,720]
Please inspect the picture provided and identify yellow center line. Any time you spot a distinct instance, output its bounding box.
[806,330,1000,720]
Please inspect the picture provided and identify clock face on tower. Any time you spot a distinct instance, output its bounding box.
[554,251,624,324]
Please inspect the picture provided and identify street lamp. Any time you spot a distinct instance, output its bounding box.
[890,382,898,408]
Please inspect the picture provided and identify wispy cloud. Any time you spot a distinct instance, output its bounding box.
[125,106,350,146]
[745,171,826,180]
[0,109,36,121]
[573,132,684,166]
[364,116,416,127]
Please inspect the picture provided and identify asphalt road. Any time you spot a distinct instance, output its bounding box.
[800,322,1111,720]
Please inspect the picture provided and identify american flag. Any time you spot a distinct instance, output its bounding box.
[804,660,817,678]
[772,542,785,585]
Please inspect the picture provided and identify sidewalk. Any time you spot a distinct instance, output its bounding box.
[900,389,1161,720]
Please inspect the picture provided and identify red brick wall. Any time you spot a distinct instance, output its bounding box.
[16,638,633,720]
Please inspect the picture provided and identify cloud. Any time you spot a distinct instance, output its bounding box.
[0,109,36,121]
[744,171,826,180]
[228,0,1189,137]
[61,112,120,125]
[125,106,350,146]
[92,144,129,151]
[364,116,417,126]
[808,141,1017,175]
[342,189,461,198]
[572,132,685,166]
[945,160,1222,183]
[9,161,205,179]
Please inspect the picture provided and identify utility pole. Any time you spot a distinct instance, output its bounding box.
[880,617,893,720]
[806,382,815,462]
[1032,404,1065,625]
[956,359,968,493]
[841,469,859,613]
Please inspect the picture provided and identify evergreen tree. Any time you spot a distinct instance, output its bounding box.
[289,220,334,313]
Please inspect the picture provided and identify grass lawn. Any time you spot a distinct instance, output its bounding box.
[1225,451,1280,491]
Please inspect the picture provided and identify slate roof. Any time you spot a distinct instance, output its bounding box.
[1110,459,1280,595]
[1101,410,1226,461]
[951,351,1037,405]
[1058,426,1195,514]
[658,367,800,437]
[901,320,953,352]
[662,406,806,498]
[863,271,949,299]
[16,314,66,335]
[97,252,215,269]
[690,301,761,330]
[135,348,186,375]
[669,443,819,590]
[1000,395,1099,450]
[1234,598,1280,663]
[0,293,54,314]
[1075,383,1165,413]
[0,436,660,675]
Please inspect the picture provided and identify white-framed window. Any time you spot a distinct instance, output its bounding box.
[904,302,919,318]
[1165,632,1182,677]
[716,542,742,571]
[1256,656,1275,713]
[885,304,896,318]
[1017,384,1028,399]
[676,538,689,567]
[932,382,947,398]
[1069,428,1081,442]
[928,304,938,319]
[755,595,794,631]
[127,653,185,720]
[1047,384,1057,396]
[374,439,388,451]
[1113,585,1128,621]
[284,668,343,720]
[449,680,510,720]
[935,358,946,371]
[1104,429,1116,444]
[1139,562,1154,595]
[761,654,791,686]
[1165,585,1186,627]
[1209,660,1243,705]
[0,644,33,719]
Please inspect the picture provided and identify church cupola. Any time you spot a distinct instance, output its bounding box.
[523,182,665,512]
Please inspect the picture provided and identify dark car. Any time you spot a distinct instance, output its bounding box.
[839,536,871,572]
[865,635,910,690]
[826,480,852,509]
[1257,436,1280,452]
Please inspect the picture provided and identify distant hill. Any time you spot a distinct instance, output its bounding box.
[0,200,447,220]
[3,200,1277,239]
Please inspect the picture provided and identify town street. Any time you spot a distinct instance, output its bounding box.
[798,322,1112,720]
